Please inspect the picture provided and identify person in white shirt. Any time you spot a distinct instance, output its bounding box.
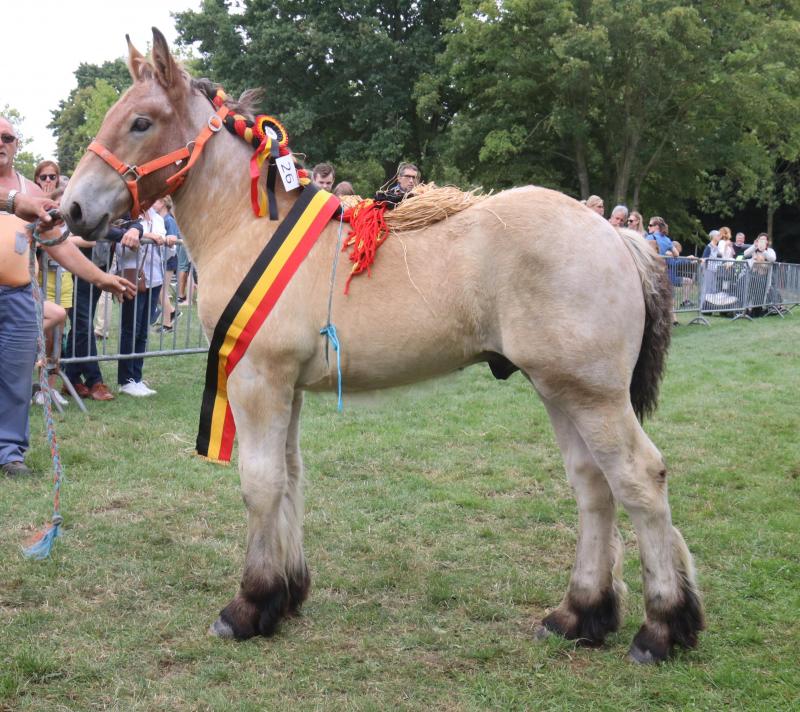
[115,207,167,396]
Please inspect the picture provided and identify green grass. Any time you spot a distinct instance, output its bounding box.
[2,316,799,711]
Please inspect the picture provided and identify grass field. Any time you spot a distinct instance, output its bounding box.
[2,315,798,711]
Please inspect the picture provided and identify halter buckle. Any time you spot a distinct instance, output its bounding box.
[122,165,141,182]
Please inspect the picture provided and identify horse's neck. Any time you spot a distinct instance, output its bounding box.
[173,110,295,270]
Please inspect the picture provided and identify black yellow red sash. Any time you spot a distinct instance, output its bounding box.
[196,185,340,462]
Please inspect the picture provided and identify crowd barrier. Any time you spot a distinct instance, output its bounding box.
[36,246,799,411]
[669,256,799,324]
[40,239,207,412]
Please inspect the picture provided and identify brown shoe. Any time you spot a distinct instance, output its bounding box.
[89,382,115,401]
[63,383,90,398]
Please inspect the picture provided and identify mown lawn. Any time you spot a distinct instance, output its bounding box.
[1,315,798,711]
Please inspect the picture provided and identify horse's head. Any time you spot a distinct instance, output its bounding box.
[63,28,216,239]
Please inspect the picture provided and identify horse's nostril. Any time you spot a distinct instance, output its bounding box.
[69,201,83,223]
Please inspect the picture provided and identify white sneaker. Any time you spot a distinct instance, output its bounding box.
[33,391,46,405]
[119,379,149,397]
[139,381,157,396]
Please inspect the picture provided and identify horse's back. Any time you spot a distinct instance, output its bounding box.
[293,185,646,394]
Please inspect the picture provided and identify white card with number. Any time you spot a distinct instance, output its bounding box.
[275,154,300,192]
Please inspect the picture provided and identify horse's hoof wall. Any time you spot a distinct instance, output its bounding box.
[209,618,235,639]
[628,644,658,665]
[533,624,552,642]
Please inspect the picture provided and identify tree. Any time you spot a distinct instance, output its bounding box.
[175,0,461,185]
[424,0,800,242]
[49,59,130,174]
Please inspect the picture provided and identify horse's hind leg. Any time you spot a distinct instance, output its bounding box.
[210,373,309,640]
[537,400,626,647]
[568,403,704,662]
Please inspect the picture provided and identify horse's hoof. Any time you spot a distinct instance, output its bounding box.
[533,624,552,641]
[208,617,235,639]
[628,643,659,665]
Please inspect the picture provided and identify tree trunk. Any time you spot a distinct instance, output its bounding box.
[575,138,590,198]
[613,129,640,206]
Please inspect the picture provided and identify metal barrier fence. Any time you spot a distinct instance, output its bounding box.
[40,239,207,412]
[36,247,799,410]
[669,256,798,324]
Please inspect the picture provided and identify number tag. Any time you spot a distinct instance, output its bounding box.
[275,154,300,192]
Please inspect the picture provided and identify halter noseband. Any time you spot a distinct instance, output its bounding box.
[87,103,229,218]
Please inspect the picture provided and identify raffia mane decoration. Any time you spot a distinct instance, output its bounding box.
[341,183,486,293]
[385,182,487,233]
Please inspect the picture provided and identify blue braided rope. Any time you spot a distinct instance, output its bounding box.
[320,212,345,411]
[22,224,66,560]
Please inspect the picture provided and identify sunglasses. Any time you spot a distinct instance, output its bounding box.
[648,223,658,227]
[400,174,417,179]
[38,173,58,181]
[1,133,18,144]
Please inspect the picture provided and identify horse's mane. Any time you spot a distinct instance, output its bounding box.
[191,78,262,120]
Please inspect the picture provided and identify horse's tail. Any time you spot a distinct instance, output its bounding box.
[618,229,673,420]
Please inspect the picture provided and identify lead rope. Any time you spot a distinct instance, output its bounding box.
[320,211,346,411]
[22,217,69,559]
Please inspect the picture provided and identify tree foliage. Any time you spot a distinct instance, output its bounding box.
[175,0,461,187]
[46,1,800,252]
[49,59,130,174]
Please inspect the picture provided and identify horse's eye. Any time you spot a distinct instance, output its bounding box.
[131,117,151,133]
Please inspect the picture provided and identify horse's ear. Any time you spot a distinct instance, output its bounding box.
[151,27,181,91]
[126,34,145,82]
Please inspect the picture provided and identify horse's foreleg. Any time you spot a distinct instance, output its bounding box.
[538,401,626,647]
[210,374,308,640]
[571,405,704,663]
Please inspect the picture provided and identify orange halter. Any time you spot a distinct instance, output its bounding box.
[87,103,230,218]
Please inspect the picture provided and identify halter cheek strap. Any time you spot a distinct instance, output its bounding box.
[88,104,229,217]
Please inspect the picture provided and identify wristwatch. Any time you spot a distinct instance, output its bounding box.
[4,189,17,214]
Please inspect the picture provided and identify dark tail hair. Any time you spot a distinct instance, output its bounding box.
[619,232,673,420]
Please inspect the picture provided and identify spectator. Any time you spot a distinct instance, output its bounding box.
[176,236,196,306]
[1,115,131,476]
[646,216,673,255]
[608,205,629,227]
[116,206,166,397]
[34,160,60,195]
[154,197,180,333]
[733,232,748,258]
[334,181,355,197]
[744,232,776,264]
[33,300,69,406]
[312,163,335,191]
[64,216,143,402]
[585,195,604,216]
[702,230,721,259]
[716,227,734,260]
[627,211,645,235]
[376,162,420,203]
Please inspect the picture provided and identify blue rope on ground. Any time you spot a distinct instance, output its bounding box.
[320,212,345,411]
[22,218,67,560]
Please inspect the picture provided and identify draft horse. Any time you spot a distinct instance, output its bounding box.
[62,29,704,662]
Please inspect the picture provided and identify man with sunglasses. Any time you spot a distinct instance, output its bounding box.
[1,116,134,476]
